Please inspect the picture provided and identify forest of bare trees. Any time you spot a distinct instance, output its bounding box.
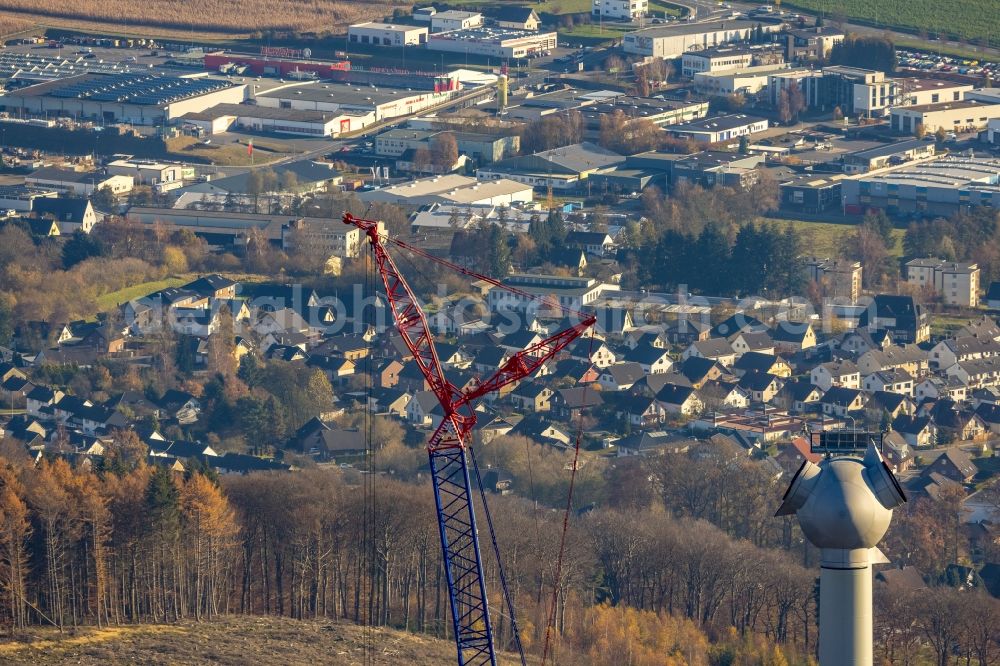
[1,435,998,664]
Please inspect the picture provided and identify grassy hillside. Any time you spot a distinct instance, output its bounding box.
[785,0,1000,47]
[763,218,905,258]
[0,616,533,665]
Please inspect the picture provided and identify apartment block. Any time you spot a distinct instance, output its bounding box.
[805,257,863,302]
[906,257,980,307]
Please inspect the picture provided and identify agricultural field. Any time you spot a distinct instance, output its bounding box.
[0,0,408,36]
[784,0,1000,48]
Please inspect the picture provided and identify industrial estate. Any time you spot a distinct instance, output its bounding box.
[0,1,999,664]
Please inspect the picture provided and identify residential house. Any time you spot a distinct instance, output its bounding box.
[923,449,978,483]
[859,294,930,343]
[677,356,726,388]
[929,400,986,442]
[698,380,750,410]
[664,319,711,345]
[616,395,667,428]
[866,391,914,422]
[569,338,616,368]
[732,352,791,378]
[738,372,782,404]
[862,369,915,396]
[915,376,968,403]
[32,198,98,234]
[820,387,866,417]
[682,338,736,367]
[370,387,411,418]
[975,402,1000,434]
[929,336,1000,370]
[184,274,238,300]
[811,360,861,391]
[625,329,670,350]
[566,230,615,256]
[509,382,553,412]
[780,381,823,413]
[945,357,1000,389]
[550,359,600,385]
[891,414,937,448]
[492,6,540,30]
[656,383,704,416]
[710,314,767,338]
[407,391,440,427]
[856,345,929,378]
[551,387,603,420]
[615,431,691,456]
[508,414,572,447]
[729,331,775,357]
[837,329,892,356]
[157,390,201,425]
[172,308,219,337]
[623,344,673,374]
[377,359,404,388]
[26,385,64,418]
[881,431,914,474]
[307,355,356,383]
[290,419,368,458]
[772,322,816,354]
[598,362,646,391]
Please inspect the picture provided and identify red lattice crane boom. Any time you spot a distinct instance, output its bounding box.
[343,213,595,665]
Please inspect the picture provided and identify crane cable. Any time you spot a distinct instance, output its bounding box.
[541,331,595,665]
[363,241,376,666]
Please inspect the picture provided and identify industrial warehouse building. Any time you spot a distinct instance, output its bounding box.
[428,27,557,58]
[253,81,459,123]
[0,72,246,125]
[182,103,370,137]
[841,157,1000,216]
[357,174,534,206]
[348,22,429,46]
[889,99,1000,135]
[623,19,783,59]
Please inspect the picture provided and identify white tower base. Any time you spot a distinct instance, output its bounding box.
[818,548,885,666]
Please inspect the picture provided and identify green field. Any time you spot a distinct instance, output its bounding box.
[784,0,1000,48]
[94,276,186,311]
[763,218,905,258]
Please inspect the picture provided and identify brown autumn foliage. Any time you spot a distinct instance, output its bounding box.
[0,0,407,34]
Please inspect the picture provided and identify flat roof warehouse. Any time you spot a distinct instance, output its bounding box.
[13,72,235,105]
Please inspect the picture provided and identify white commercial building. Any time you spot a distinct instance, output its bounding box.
[106,159,191,185]
[669,113,768,143]
[592,0,648,20]
[623,19,783,59]
[348,22,429,47]
[897,78,972,107]
[681,47,753,78]
[428,27,557,59]
[431,10,483,33]
[488,274,617,313]
[890,99,1000,135]
[26,166,135,195]
[693,64,791,96]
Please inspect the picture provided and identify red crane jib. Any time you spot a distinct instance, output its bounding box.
[343,213,596,451]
